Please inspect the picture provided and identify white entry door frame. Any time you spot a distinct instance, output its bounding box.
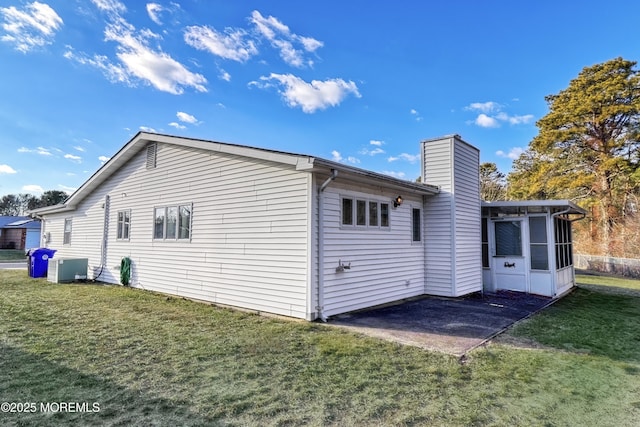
[491,218,529,293]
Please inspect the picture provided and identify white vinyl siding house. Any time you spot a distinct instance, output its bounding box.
[33,132,582,320]
[38,137,313,318]
[320,183,431,317]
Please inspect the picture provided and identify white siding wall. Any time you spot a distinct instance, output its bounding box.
[422,136,482,296]
[452,139,482,295]
[320,182,425,317]
[422,139,455,295]
[43,142,312,319]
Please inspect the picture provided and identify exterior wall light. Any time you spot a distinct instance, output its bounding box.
[393,196,403,207]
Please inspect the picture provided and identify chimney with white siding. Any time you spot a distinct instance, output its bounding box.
[421,135,482,296]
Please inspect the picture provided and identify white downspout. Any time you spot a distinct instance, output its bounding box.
[317,169,338,321]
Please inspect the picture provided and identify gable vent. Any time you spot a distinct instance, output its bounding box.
[146,143,157,169]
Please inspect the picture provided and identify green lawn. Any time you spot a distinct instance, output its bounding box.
[0,270,639,426]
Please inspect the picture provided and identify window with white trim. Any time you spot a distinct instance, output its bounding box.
[117,210,131,240]
[154,204,192,240]
[341,197,390,229]
[63,218,72,245]
[412,208,422,242]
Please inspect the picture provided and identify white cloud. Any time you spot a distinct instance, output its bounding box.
[252,73,360,113]
[106,23,208,94]
[465,101,501,113]
[370,140,384,146]
[475,113,500,128]
[466,101,534,128]
[409,108,424,121]
[331,150,359,164]
[496,147,525,160]
[66,3,207,95]
[220,69,231,81]
[0,164,17,174]
[146,3,163,25]
[98,155,110,163]
[387,153,419,163]
[0,1,63,52]
[139,126,157,132]
[500,113,535,125]
[22,184,43,192]
[64,153,82,163]
[184,25,258,62]
[18,146,52,156]
[73,146,85,152]
[91,0,126,15]
[176,111,197,123]
[360,147,385,156]
[169,122,185,129]
[64,48,131,86]
[249,10,323,68]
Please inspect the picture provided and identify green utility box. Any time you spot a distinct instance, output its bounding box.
[47,258,89,283]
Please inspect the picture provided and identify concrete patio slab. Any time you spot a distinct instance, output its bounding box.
[328,291,554,356]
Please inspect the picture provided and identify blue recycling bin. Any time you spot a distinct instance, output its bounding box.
[28,248,57,278]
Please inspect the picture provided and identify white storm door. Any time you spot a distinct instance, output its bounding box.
[492,219,528,292]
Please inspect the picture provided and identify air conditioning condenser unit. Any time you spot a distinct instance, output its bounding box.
[47,258,88,283]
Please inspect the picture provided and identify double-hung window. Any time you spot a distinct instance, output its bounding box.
[63,218,72,245]
[154,204,192,241]
[117,210,131,240]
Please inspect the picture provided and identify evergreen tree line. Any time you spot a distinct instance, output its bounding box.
[0,191,68,216]
[481,57,640,258]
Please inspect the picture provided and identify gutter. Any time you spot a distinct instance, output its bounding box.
[316,169,338,321]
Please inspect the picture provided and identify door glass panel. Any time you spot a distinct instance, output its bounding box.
[495,221,522,256]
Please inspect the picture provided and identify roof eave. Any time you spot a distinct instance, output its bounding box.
[311,158,440,195]
[481,199,588,215]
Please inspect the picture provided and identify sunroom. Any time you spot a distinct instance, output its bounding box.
[481,200,587,298]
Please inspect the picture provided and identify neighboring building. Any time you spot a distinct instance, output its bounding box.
[0,216,41,251]
[30,132,584,320]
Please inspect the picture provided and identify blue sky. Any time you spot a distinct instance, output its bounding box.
[1,0,639,196]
